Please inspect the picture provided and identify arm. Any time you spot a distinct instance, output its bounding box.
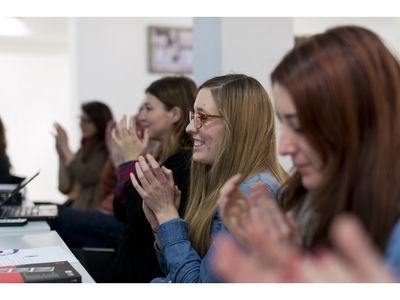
[58,157,72,194]
[53,123,73,193]
[99,157,119,214]
[113,160,139,222]
[151,173,282,283]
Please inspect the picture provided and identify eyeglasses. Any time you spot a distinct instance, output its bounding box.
[189,111,221,129]
[78,116,93,124]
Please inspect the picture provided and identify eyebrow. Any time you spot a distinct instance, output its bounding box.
[194,107,208,113]
[276,112,298,121]
[282,113,298,120]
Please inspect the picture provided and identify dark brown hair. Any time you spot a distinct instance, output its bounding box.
[81,101,113,161]
[271,26,400,251]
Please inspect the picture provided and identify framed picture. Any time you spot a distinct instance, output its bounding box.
[149,26,193,74]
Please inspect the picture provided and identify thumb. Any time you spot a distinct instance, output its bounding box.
[142,128,150,147]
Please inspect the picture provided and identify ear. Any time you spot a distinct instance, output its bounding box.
[170,106,182,124]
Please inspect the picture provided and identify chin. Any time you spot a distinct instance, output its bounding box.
[301,177,320,192]
[192,154,213,166]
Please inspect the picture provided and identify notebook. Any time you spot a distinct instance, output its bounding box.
[0,171,58,221]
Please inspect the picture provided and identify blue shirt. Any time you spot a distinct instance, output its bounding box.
[384,219,400,280]
[151,172,281,283]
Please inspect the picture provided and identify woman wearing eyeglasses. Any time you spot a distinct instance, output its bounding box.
[131,74,289,282]
[54,101,113,212]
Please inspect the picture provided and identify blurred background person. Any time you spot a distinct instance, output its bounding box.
[54,100,113,211]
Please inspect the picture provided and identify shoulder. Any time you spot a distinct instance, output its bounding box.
[162,149,192,169]
[387,219,400,246]
[384,219,400,279]
[239,172,281,200]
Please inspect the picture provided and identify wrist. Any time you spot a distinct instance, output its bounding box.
[156,209,179,225]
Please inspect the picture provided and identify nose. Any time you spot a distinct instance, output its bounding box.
[137,110,147,123]
[186,118,198,134]
[278,127,297,157]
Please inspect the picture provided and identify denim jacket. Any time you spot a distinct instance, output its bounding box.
[151,172,281,283]
[384,219,400,280]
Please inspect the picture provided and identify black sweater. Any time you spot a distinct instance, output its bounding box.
[88,149,191,283]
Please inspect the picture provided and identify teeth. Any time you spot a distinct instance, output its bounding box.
[194,141,204,147]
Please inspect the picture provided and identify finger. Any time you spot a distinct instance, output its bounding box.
[249,182,289,237]
[146,154,165,179]
[219,174,242,200]
[286,211,302,247]
[173,185,181,209]
[118,115,126,131]
[161,166,175,184]
[137,156,157,184]
[134,160,152,191]
[329,215,391,281]
[142,128,150,147]
[218,174,243,218]
[111,128,120,146]
[212,236,272,283]
[129,115,136,131]
[130,172,146,198]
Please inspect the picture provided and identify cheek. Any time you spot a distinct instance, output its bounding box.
[210,128,223,152]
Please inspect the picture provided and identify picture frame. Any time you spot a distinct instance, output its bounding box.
[148,26,193,74]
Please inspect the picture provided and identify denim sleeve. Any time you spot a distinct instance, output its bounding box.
[152,172,281,283]
[384,219,400,281]
[153,217,230,283]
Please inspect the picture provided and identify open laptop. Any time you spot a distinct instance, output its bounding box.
[0,171,58,221]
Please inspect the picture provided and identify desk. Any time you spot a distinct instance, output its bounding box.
[0,231,95,283]
[0,220,50,236]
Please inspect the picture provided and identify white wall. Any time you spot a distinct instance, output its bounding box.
[294,17,400,58]
[71,17,193,127]
[0,35,70,203]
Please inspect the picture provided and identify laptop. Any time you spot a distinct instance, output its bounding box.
[0,171,58,221]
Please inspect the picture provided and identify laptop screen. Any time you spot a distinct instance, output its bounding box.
[0,171,40,205]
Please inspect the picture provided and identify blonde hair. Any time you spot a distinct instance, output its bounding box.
[184,74,289,257]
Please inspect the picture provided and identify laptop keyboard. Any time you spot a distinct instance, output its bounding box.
[1,206,40,217]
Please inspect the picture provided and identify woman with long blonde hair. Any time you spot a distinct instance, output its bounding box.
[131,73,289,282]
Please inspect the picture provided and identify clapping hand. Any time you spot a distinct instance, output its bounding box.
[213,214,397,283]
[130,154,180,227]
[105,120,123,167]
[218,174,302,254]
[112,115,149,163]
[53,122,69,159]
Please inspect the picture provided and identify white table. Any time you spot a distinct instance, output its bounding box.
[0,230,95,283]
[0,220,51,236]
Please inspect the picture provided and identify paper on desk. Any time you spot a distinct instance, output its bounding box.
[0,246,79,266]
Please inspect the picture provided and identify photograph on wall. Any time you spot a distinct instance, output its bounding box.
[149,26,193,73]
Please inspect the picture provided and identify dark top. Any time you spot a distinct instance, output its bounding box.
[0,156,11,183]
[91,149,191,283]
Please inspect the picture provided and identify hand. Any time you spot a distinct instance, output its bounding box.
[213,214,397,283]
[105,120,123,167]
[297,215,397,283]
[53,123,69,159]
[112,115,150,163]
[141,184,182,232]
[218,175,302,254]
[130,154,179,224]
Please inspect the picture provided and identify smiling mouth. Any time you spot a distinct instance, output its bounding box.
[194,140,204,147]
